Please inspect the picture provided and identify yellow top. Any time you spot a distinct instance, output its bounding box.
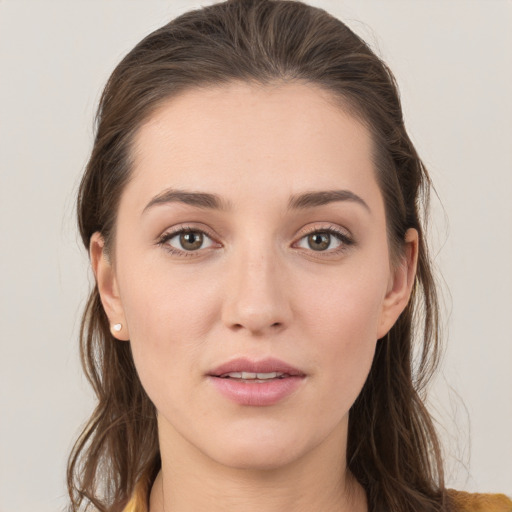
[122,483,512,512]
[123,477,150,512]
[447,490,512,512]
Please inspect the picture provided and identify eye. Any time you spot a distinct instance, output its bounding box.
[160,229,216,253]
[294,227,353,253]
[296,231,341,251]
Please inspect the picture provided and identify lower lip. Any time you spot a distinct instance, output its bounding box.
[208,376,304,406]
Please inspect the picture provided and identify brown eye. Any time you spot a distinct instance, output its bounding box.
[307,232,331,251]
[295,229,349,253]
[162,229,216,253]
[180,231,204,250]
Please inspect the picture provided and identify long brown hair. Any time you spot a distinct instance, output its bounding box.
[68,1,445,511]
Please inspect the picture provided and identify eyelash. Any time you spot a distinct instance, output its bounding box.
[157,224,354,257]
[157,225,219,257]
[295,225,355,255]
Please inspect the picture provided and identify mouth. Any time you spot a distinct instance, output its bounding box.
[207,358,306,406]
[208,357,306,380]
[217,371,294,382]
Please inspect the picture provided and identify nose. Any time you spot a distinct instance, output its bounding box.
[221,246,292,335]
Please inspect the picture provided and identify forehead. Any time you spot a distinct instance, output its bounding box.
[128,81,380,210]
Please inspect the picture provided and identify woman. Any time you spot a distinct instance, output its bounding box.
[67,1,512,511]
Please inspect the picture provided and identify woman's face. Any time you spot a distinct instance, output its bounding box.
[93,82,416,470]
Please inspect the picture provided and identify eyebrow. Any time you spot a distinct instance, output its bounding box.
[142,187,370,214]
[288,190,370,212]
[143,188,229,213]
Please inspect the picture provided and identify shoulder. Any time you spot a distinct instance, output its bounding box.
[446,489,512,512]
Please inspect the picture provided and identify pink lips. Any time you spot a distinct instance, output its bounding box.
[207,357,306,406]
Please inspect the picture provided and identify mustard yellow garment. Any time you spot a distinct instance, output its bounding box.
[122,483,512,512]
[447,490,512,512]
[123,477,149,512]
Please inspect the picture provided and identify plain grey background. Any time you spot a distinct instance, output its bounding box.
[1,1,511,511]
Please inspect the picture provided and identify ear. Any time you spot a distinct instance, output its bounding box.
[376,228,419,340]
[89,232,130,341]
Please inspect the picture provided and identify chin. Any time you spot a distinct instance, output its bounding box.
[200,424,313,472]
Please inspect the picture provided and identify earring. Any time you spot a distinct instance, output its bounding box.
[113,323,122,332]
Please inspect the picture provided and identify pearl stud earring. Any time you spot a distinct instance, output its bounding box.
[113,323,122,332]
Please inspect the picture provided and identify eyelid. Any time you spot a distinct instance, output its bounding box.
[294,223,353,241]
[157,224,222,255]
[292,223,355,253]
[156,222,354,257]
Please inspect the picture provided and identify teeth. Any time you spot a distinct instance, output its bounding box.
[222,371,284,380]
[255,372,279,379]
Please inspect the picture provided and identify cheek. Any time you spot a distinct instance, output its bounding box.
[299,266,387,394]
[116,261,220,391]
[303,264,387,341]
[119,256,219,337]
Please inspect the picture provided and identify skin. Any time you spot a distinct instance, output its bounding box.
[91,81,418,512]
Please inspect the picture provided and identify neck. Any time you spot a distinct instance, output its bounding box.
[149,417,367,512]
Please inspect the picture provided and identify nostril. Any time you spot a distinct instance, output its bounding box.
[229,321,282,333]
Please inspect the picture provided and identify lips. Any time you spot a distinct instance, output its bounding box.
[217,371,288,381]
[208,357,306,378]
[207,357,306,406]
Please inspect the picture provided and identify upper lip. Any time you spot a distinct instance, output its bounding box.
[208,357,305,377]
